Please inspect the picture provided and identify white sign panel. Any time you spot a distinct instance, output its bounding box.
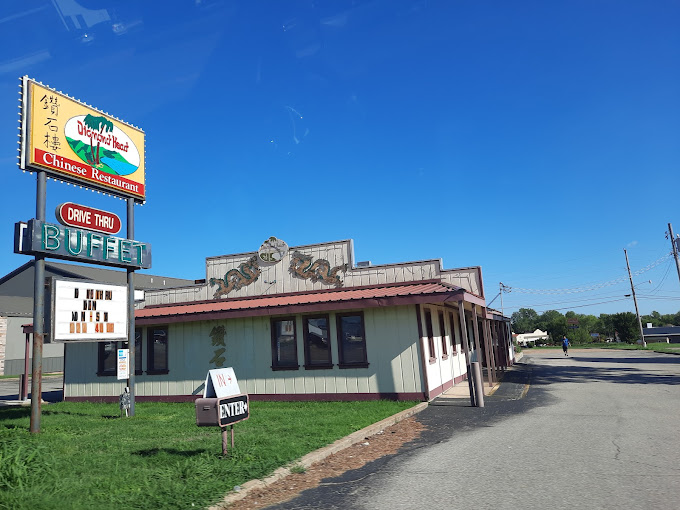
[51,279,128,342]
[117,349,129,380]
[203,367,241,398]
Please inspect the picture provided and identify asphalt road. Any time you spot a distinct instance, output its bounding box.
[0,374,63,404]
[271,349,680,510]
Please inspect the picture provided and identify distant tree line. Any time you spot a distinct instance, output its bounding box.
[510,308,680,344]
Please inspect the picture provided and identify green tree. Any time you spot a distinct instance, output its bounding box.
[612,312,639,343]
[595,314,616,340]
[537,310,567,342]
[511,308,539,334]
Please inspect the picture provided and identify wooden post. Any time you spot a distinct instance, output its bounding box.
[231,425,235,448]
[481,315,494,386]
[221,427,229,455]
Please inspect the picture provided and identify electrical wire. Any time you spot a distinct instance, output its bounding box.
[504,253,672,295]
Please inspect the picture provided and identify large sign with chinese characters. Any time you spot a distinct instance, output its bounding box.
[19,77,146,202]
[49,278,128,343]
[14,219,151,269]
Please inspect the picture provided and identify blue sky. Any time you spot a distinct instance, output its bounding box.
[1,0,679,317]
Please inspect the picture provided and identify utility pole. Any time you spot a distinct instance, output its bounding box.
[667,223,680,287]
[500,282,504,317]
[624,249,646,348]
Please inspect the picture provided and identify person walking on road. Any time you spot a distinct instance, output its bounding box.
[562,336,570,356]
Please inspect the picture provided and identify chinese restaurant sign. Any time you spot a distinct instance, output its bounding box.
[15,219,151,269]
[50,279,128,343]
[19,77,146,202]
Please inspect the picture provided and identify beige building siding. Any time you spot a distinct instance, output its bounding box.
[144,240,483,307]
[64,304,424,399]
[417,303,478,396]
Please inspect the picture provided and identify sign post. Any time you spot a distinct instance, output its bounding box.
[18,76,147,431]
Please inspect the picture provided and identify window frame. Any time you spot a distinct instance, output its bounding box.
[303,314,333,370]
[438,311,448,359]
[336,312,369,369]
[146,326,169,375]
[424,308,436,363]
[97,341,120,376]
[449,312,458,355]
[270,316,300,371]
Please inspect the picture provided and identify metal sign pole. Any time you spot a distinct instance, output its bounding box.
[30,171,47,433]
[126,198,136,416]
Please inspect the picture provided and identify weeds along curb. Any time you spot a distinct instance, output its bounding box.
[212,401,429,509]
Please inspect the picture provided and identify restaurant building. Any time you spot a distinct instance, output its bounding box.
[63,238,513,402]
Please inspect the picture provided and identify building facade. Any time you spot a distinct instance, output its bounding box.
[64,238,513,402]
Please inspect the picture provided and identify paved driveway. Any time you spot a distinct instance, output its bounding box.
[0,374,63,405]
[270,349,680,510]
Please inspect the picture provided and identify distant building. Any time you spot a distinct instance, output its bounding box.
[514,329,549,346]
[642,326,680,344]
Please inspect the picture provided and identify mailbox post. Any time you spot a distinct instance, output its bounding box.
[195,368,249,455]
[195,394,249,455]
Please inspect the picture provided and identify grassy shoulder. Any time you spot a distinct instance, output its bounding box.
[0,400,417,510]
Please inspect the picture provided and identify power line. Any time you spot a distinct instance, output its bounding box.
[504,253,671,295]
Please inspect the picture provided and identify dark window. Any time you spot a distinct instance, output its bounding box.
[271,317,299,370]
[97,341,119,376]
[134,329,143,374]
[123,329,143,375]
[424,309,436,361]
[449,313,458,354]
[303,315,332,369]
[438,311,448,357]
[147,327,168,374]
[336,313,369,368]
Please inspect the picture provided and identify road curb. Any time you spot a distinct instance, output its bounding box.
[212,401,429,509]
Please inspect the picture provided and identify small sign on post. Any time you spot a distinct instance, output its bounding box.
[195,368,249,456]
[117,349,129,380]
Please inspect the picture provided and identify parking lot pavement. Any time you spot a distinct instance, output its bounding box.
[0,374,63,406]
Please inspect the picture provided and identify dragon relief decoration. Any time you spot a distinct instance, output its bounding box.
[289,251,349,287]
[209,255,261,298]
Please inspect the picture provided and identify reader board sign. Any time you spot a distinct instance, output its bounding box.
[117,349,130,380]
[19,77,146,202]
[56,202,122,235]
[218,394,249,427]
[50,278,128,342]
[203,368,241,399]
[14,219,151,269]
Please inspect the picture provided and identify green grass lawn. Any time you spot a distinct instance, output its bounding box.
[0,400,417,510]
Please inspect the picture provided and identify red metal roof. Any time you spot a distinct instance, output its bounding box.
[136,280,484,325]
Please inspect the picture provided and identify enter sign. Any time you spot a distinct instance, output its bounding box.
[55,202,122,235]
